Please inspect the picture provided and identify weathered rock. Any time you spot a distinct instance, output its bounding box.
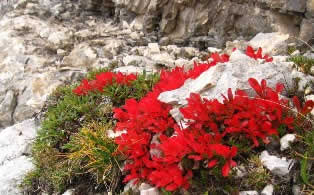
[180,47,198,59]
[47,30,73,50]
[239,191,259,195]
[62,189,75,195]
[307,0,314,18]
[249,32,290,55]
[0,119,37,194]
[285,0,306,13]
[140,187,159,195]
[113,0,312,46]
[122,55,154,67]
[260,151,294,176]
[299,19,314,42]
[103,39,125,58]
[159,49,314,107]
[150,52,175,67]
[158,64,225,105]
[139,183,159,195]
[261,184,274,195]
[292,185,302,195]
[0,90,16,128]
[280,134,296,151]
[113,65,156,74]
[63,43,98,67]
[147,43,160,55]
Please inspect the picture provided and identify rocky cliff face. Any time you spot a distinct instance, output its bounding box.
[2,0,314,48]
[112,0,314,47]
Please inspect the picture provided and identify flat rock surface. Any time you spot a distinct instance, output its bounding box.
[0,119,38,195]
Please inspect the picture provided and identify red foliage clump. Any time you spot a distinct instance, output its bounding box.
[74,46,314,191]
[73,72,137,95]
[246,46,273,62]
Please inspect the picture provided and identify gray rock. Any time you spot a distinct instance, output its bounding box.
[285,0,306,13]
[299,19,314,42]
[180,47,199,59]
[122,55,154,67]
[307,0,314,18]
[260,150,294,176]
[63,43,98,67]
[249,32,290,55]
[112,0,311,47]
[292,185,302,195]
[0,90,16,128]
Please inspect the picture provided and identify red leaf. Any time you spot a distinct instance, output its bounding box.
[208,159,218,168]
[276,83,284,93]
[248,78,263,97]
[227,88,233,101]
[256,47,262,59]
[302,100,314,115]
[293,96,302,112]
[246,46,255,58]
[188,155,202,161]
[261,79,267,90]
[222,163,230,177]
[165,183,178,191]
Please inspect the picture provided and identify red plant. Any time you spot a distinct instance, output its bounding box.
[111,48,313,192]
[73,46,314,192]
[73,72,137,95]
[246,46,273,62]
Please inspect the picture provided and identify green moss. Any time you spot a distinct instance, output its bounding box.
[245,155,271,191]
[289,55,314,75]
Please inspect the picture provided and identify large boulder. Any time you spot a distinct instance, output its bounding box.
[159,49,314,105]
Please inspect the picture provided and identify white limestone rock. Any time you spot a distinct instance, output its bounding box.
[280,134,296,151]
[158,63,225,105]
[107,129,127,138]
[261,184,274,195]
[260,151,294,176]
[208,47,222,53]
[239,191,259,195]
[0,119,38,194]
[140,187,159,195]
[139,182,159,195]
[158,49,314,108]
[249,32,289,55]
[150,52,175,67]
[113,65,157,74]
[148,43,160,55]
[122,55,154,67]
